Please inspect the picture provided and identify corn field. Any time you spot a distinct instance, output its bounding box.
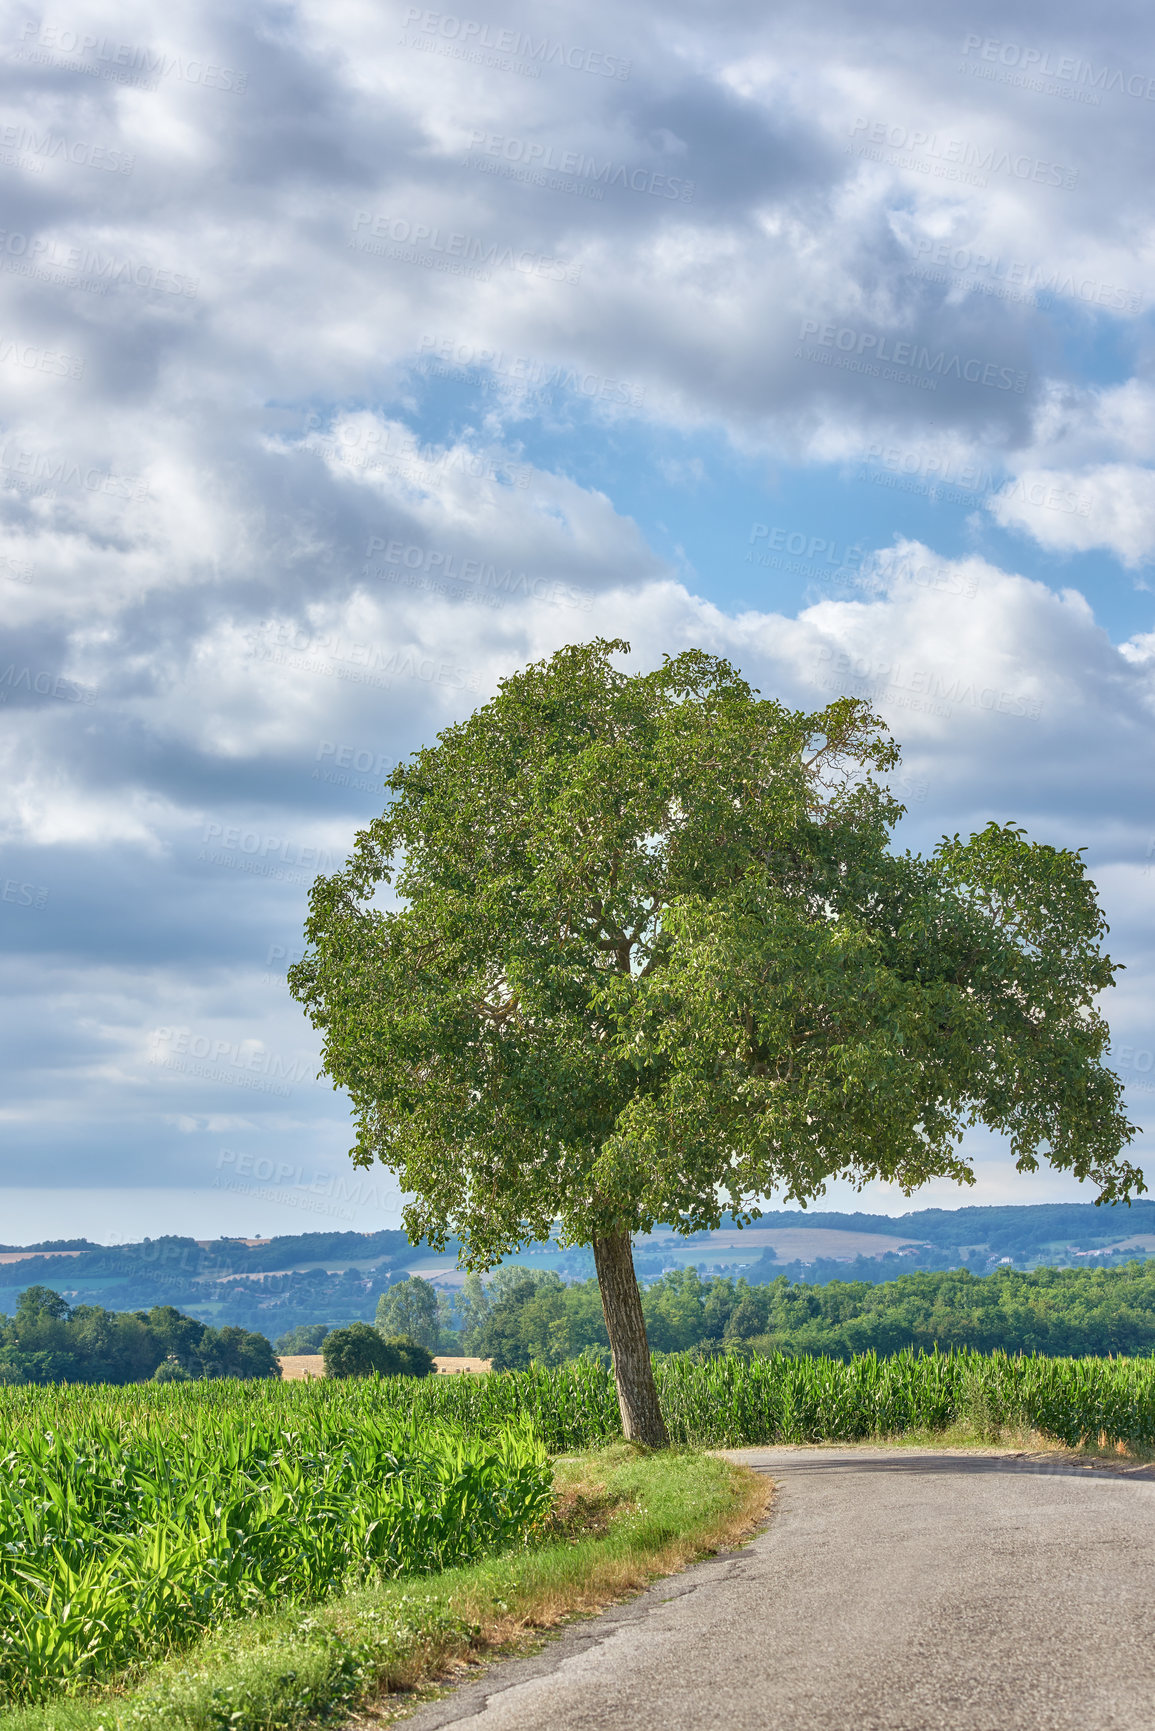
[98,1346,1141,1453]
[0,1386,552,1705]
[652,1349,1155,1450]
[4,1350,1153,1706]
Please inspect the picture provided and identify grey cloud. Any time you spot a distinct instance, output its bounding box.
[1,0,1152,1219]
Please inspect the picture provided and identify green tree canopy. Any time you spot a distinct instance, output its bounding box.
[274,1322,331,1355]
[378,1334,437,1377]
[321,1322,401,1378]
[290,640,1138,1442]
[152,1355,192,1383]
[15,1286,69,1323]
[0,1291,278,1385]
[374,1275,439,1350]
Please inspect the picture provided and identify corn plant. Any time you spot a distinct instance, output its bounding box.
[0,1391,551,1704]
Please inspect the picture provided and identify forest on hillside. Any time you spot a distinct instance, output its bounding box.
[3,1202,1153,1336]
[272,1262,1155,1370]
[0,1286,279,1385]
[6,1261,1155,1385]
[453,1261,1155,1366]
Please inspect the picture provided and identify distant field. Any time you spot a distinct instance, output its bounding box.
[194,1256,393,1281]
[276,1354,491,1378]
[403,1261,471,1286]
[0,1249,82,1264]
[649,1227,926,1262]
[277,1353,325,1378]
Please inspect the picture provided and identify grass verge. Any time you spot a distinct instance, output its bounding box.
[0,1446,769,1731]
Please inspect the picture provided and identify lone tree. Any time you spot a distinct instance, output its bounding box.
[322,1322,401,1379]
[290,640,1139,1445]
[375,1274,439,1350]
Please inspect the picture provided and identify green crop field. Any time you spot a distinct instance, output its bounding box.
[115,1347,1145,1455]
[0,1381,551,1706]
[5,1349,1155,1710]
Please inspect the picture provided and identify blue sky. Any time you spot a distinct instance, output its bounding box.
[1,0,1153,1243]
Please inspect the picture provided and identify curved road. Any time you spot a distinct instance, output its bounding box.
[402,1446,1155,1731]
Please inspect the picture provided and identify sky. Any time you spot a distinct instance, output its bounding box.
[0,0,1153,1245]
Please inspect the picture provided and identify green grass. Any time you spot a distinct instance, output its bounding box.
[0,1446,765,1731]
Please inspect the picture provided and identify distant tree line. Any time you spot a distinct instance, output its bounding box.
[0,1286,280,1384]
[276,1262,1155,1369]
[22,1260,1150,1387]
[426,1261,1155,1368]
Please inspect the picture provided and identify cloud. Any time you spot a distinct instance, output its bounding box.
[1,0,1152,1233]
[989,464,1155,567]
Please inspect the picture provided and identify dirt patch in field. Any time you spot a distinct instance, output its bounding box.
[276,1354,492,1379]
[277,1354,326,1379]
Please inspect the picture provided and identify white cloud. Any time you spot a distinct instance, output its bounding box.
[989,464,1155,566]
[2,0,1153,1227]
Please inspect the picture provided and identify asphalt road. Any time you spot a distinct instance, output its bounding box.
[401,1446,1155,1731]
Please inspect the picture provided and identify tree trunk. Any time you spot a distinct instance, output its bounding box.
[592,1231,669,1447]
